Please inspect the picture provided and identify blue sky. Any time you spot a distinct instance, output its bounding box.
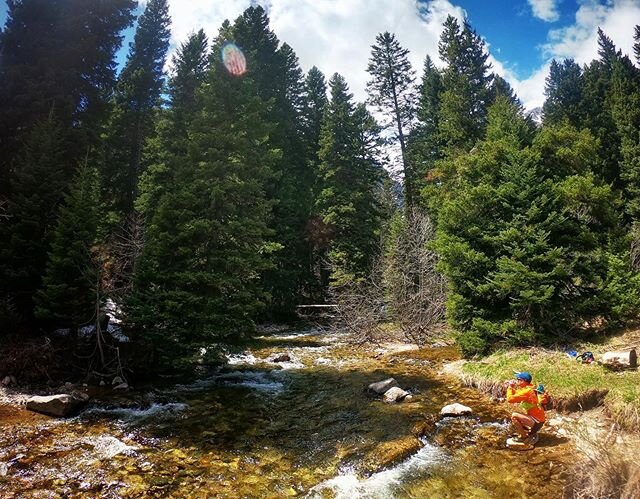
[2,1,640,109]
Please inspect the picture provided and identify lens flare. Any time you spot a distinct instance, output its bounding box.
[221,42,247,76]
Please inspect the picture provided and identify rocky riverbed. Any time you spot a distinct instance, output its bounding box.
[0,326,590,497]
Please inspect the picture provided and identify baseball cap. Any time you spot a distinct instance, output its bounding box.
[513,371,532,383]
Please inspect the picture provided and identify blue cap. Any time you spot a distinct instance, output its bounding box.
[535,384,545,393]
[514,371,532,383]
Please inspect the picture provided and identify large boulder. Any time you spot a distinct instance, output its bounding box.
[26,394,86,417]
[368,378,399,395]
[440,403,472,417]
[383,386,411,403]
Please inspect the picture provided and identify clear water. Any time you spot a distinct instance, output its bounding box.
[0,328,575,497]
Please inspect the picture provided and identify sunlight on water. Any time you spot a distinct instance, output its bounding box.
[221,42,246,76]
[308,443,448,499]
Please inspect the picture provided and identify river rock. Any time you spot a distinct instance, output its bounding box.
[383,386,410,403]
[113,382,129,390]
[440,403,473,417]
[368,378,399,395]
[1,376,12,386]
[0,462,7,477]
[112,376,124,385]
[26,394,85,417]
[271,353,291,363]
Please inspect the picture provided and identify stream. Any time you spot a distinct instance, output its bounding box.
[0,326,576,498]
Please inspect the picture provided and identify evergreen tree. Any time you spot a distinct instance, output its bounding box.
[609,55,640,220]
[316,74,384,287]
[408,55,443,210]
[437,102,617,355]
[366,32,416,206]
[580,32,621,186]
[102,0,171,217]
[127,40,277,371]
[0,0,135,196]
[437,16,492,153]
[35,164,99,328]
[0,119,69,324]
[542,59,584,127]
[137,29,209,218]
[232,6,314,314]
[301,66,330,301]
[634,25,640,66]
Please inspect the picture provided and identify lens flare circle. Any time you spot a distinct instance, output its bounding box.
[221,42,247,76]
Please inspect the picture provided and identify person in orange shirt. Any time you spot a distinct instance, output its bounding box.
[505,371,545,445]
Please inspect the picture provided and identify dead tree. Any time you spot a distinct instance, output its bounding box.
[385,208,446,344]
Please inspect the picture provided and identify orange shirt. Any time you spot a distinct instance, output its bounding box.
[506,383,545,422]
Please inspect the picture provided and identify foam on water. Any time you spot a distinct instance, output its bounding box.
[226,352,259,365]
[85,435,137,459]
[308,443,448,499]
[215,371,285,393]
[83,402,188,423]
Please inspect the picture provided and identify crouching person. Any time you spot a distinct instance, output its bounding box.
[505,371,545,445]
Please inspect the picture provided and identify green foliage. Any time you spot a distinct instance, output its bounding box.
[233,6,315,315]
[436,101,618,355]
[602,251,640,324]
[316,75,384,287]
[101,0,171,217]
[35,164,99,327]
[127,51,277,372]
[0,0,135,192]
[0,120,69,323]
[437,16,492,153]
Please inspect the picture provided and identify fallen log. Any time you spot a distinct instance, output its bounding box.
[601,349,637,369]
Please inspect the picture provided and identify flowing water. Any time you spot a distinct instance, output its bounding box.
[0,327,576,498]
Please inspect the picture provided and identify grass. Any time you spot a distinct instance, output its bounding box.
[458,346,640,432]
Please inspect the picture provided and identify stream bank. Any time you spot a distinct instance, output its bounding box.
[1,326,581,498]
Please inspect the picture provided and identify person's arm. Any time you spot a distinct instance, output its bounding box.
[506,386,530,403]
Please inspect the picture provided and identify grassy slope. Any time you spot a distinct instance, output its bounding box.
[457,329,640,431]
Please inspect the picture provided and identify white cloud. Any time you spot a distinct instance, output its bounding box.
[144,0,639,113]
[507,0,640,110]
[527,0,561,22]
[155,0,465,103]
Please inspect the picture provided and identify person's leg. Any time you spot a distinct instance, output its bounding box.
[511,413,535,439]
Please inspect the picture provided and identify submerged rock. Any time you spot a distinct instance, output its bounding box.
[271,353,291,363]
[368,378,399,395]
[383,387,410,403]
[26,394,86,417]
[440,403,473,417]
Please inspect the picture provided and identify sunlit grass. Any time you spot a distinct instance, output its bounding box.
[460,347,640,431]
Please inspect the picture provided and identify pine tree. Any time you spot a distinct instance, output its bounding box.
[0,119,69,324]
[301,66,329,301]
[634,25,640,66]
[102,0,171,217]
[542,59,584,127]
[137,29,209,218]
[0,0,135,196]
[437,16,492,153]
[35,163,99,328]
[232,6,314,315]
[127,40,277,371]
[408,55,442,210]
[366,32,416,206]
[436,102,617,355]
[316,75,384,287]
